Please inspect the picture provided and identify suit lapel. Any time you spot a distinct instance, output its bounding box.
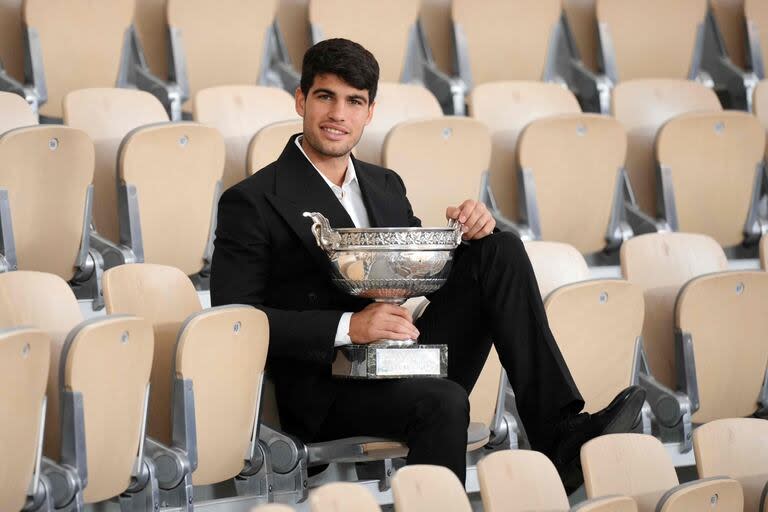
[353,155,407,228]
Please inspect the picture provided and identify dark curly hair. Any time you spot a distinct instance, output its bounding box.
[300,38,380,103]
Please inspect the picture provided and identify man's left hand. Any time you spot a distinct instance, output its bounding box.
[446,200,495,241]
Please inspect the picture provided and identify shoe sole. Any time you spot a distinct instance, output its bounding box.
[601,388,646,436]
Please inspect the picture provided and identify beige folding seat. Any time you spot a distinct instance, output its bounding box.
[761,234,768,269]
[675,271,768,423]
[382,117,489,227]
[655,111,765,248]
[63,88,169,246]
[19,0,134,119]
[611,79,722,218]
[746,0,768,80]
[582,434,743,512]
[712,0,748,71]
[0,0,23,82]
[309,482,381,512]
[277,0,311,70]
[516,113,628,254]
[193,85,298,189]
[0,327,51,512]
[524,241,590,298]
[134,0,169,81]
[104,263,271,504]
[0,271,155,510]
[694,418,768,512]
[0,90,37,134]
[478,450,638,512]
[309,0,422,83]
[469,81,581,228]
[391,465,472,512]
[355,83,442,165]
[419,0,454,76]
[117,122,224,281]
[564,0,599,73]
[247,119,304,174]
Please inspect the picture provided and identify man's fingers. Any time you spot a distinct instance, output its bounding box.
[445,206,461,221]
[457,200,477,224]
[374,303,413,323]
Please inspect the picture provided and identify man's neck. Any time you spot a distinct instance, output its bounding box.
[301,137,349,186]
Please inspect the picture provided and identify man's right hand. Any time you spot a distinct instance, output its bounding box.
[348,303,420,344]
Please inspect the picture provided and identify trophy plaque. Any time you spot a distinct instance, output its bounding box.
[304,212,463,379]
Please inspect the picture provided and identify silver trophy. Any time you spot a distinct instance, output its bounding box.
[304,212,463,378]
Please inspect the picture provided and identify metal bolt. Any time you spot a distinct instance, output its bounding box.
[179,135,189,147]
[599,291,609,304]
[48,138,59,150]
[576,124,587,136]
[441,127,452,139]
[21,343,30,358]
[233,321,242,334]
[710,493,719,506]
[714,121,725,134]
[121,331,129,344]
[736,282,745,295]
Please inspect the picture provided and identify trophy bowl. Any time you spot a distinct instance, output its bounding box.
[304,211,463,378]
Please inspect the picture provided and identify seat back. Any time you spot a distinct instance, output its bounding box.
[746,0,768,75]
[712,0,748,69]
[193,86,298,189]
[61,315,153,503]
[103,263,201,445]
[23,0,134,119]
[656,478,743,512]
[676,271,768,422]
[452,0,562,86]
[276,0,310,69]
[0,125,93,280]
[247,119,304,174]
[620,232,727,388]
[419,0,454,75]
[166,0,279,112]
[118,122,224,276]
[564,0,599,71]
[382,117,490,227]
[478,450,569,512]
[469,81,581,223]
[0,272,81,459]
[655,111,764,247]
[524,241,590,297]
[582,433,679,512]
[175,305,269,485]
[0,0,24,81]
[0,91,36,134]
[694,418,768,511]
[0,327,49,512]
[596,0,707,81]
[134,0,169,80]
[611,79,721,216]
[545,280,643,413]
[309,482,382,512]
[391,465,472,512]
[309,0,421,82]
[356,83,442,165]
[517,113,626,254]
[63,88,169,243]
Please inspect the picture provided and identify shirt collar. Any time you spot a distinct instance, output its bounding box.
[295,135,357,190]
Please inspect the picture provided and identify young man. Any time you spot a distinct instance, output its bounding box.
[210,38,644,489]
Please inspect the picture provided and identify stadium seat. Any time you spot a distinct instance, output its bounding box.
[0,327,51,512]
[582,434,743,512]
[0,125,104,302]
[711,0,748,71]
[564,0,599,73]
[104,263,271,505]
[309,482,381,512]
[0,90,37,134]
[247,119,304,174]
[308,0,422,84]
[746,0,768,82]
[478,450,638,512]
[611,79,722,220]
[545,280,644,416]
[0,271,155,510]
[276,0,311,71]
[133,0,169,81]
[761,234,768,269]
[193,85,298,189]
[419,0,454,76]
[0,0,23,84]
[355,82,442,165]
[524,241,590,297]
[654,111,766,248]
[515,113,630,254]
[391,465,472,512]
[63,88,169,245]
[694,418,768,512]
[115,122,224,285]
[469,81,581,230]
[675,271,768,424]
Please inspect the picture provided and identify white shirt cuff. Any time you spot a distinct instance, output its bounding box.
[334,312,353,347]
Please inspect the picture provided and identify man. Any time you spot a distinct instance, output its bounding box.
[211,38,644,489]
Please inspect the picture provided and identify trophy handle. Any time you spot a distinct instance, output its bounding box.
[447,218,463,245]
[303,211,340,254]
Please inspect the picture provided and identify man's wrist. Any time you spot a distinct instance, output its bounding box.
[334,312,353,347]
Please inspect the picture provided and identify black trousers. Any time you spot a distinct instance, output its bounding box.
[313,232,584,481]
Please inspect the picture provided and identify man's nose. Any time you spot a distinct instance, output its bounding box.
[328,101,346,121]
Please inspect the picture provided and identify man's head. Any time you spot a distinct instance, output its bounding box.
[296,39,379,160]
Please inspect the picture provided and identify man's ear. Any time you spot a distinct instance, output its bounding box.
[365,101,376,126]
[295,87,306,117]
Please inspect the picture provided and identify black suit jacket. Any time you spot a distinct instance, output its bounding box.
[210,135,421,439]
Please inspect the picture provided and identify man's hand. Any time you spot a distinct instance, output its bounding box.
[349,303,420,344]
[446,199,495,240]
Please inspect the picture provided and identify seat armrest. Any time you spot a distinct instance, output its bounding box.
[134,65,185,121]
[571,495,637,512]
[568,60,613,113]
[655,477,742,512]
[423,62,467,115]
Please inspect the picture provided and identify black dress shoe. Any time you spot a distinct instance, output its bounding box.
[552,385,646,493]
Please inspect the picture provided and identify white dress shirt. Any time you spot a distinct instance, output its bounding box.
[295,136,369,346]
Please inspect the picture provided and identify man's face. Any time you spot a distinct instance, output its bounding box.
[295,73,375,160]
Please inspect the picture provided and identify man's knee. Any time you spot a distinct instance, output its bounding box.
[480,231,526,264]
[412,379,470,429]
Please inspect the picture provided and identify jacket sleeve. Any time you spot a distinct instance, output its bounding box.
[210,186,341,365]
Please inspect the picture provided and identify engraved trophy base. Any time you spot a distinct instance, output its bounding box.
[332,343,448,379]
